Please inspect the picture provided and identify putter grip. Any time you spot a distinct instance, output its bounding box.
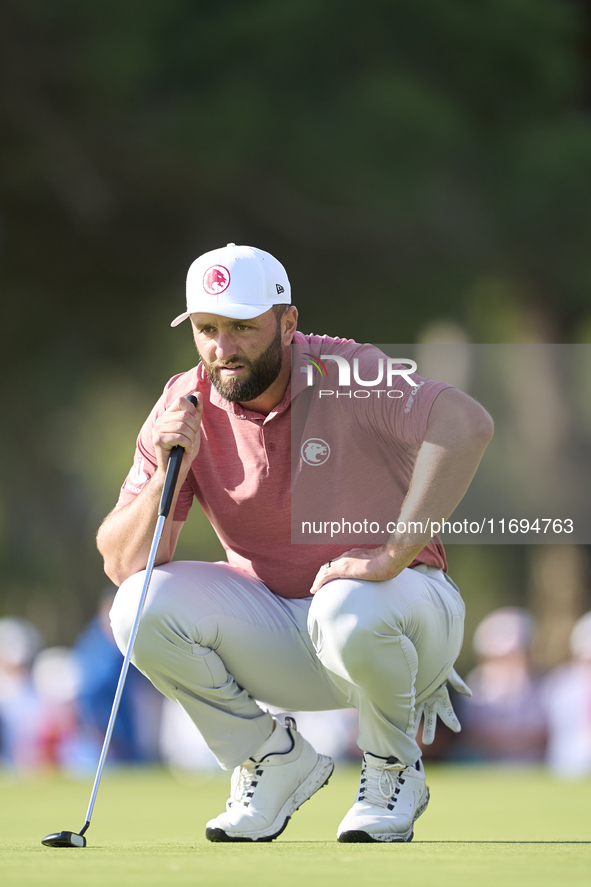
[158,394,198,518]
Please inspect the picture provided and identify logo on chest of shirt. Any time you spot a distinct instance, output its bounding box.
[301,438,331,466]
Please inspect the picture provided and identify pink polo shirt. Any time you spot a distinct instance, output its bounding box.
[116,332,450,598]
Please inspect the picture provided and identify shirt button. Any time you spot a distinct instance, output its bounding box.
[268,442,276,451]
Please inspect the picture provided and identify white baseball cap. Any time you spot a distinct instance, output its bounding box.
[171,243,291,326]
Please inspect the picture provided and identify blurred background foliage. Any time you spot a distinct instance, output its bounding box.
[1,0,590,666]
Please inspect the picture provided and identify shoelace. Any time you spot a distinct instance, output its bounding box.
[358,760,407,809]
[228,719,297,809]
[229,763,264,808]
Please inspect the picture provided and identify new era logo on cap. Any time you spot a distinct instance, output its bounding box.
[171,243,291,326]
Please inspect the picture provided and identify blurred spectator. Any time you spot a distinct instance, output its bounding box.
[0,617,45,770]
[73,588,162,764]
[159,697,217,772]
[543,611,591,778]
[0,599,165,773]
[287,709,361,762]
[456,607,547,763]
[31,646,82,769]
[160,700,360,773]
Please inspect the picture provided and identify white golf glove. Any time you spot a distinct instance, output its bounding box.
[417,667,472,745]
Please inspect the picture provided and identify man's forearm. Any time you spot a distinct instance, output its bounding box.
[98,394,202,586]
[382,435,491,571]
[386,388,494,563]
[392,429,492,541]
[97,470,179,586]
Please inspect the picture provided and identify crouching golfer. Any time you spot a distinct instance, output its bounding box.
[98,243,493,843]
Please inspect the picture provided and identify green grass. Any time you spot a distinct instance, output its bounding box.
[1,765,590,887]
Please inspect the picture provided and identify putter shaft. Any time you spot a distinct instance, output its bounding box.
[79,511,167,834]
[42,395,197,848]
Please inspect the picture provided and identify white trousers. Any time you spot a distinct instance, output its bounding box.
[110,561,465,770]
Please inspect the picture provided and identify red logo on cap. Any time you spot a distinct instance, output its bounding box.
[203,265,230,295]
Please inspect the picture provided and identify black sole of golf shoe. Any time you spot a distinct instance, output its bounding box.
[337,828,414,843]
[337,785,429,843]
[205,769,332,843]
[205,816,291,843]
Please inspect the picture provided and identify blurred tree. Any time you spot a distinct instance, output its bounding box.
[1,0,590,640]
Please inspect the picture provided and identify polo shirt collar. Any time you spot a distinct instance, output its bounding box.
[205,367,293,422]
[198,331,314,421]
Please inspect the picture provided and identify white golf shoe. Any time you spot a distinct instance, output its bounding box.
[337,753,429,843]
[205,724,334,842]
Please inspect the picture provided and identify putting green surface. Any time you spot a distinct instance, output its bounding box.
[1,765,589,887]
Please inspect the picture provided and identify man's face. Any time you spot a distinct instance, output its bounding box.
[191,309,284,403]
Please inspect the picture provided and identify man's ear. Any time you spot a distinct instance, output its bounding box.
[282,306,298,342]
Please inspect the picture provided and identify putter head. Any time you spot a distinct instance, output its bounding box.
[41,830,86,848]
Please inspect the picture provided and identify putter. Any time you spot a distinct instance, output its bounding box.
[42,394,197,848]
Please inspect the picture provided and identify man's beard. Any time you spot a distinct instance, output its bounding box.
[200,324,283,403]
